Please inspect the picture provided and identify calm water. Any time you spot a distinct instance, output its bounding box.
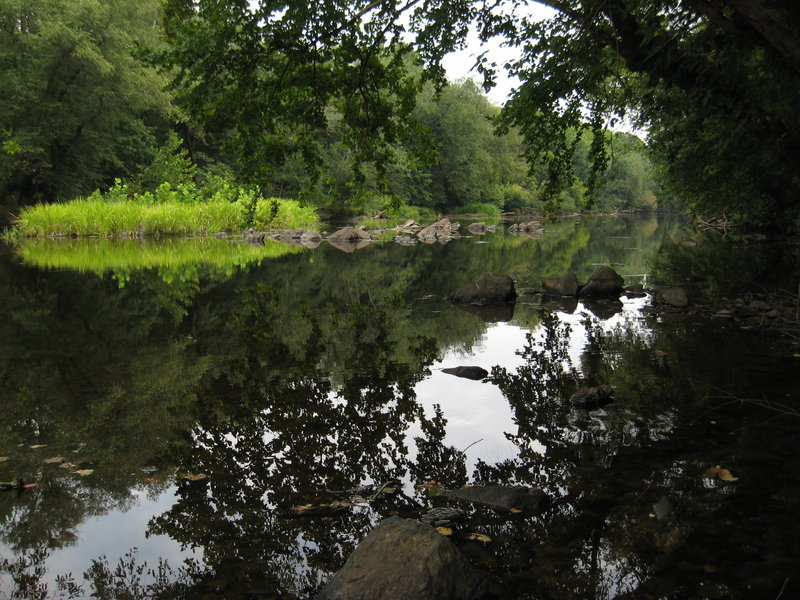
[1,215,799,599]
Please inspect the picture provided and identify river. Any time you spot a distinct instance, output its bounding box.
[1,214,798,599]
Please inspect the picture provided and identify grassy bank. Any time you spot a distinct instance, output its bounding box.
[11,183,320,237]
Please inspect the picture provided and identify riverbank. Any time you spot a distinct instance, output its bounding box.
[7,191,320,238]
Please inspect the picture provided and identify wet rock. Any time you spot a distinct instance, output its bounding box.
[420,507,467,526]
[418,218,461,242]
[542,274,579,297]
[656,287,689,308]
[578,266,625,298]
[317,516,488,600]
[328,227,370,242]
[451,273,516,306]
[570,384,615,409]
[446,485,549,514]
[455,303,515,323]
[624,283,645,297]
[467,222,486,235]
[441,366,489,381]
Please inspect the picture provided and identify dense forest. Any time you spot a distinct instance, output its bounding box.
[2,0,661,227]
[2,1,799,231]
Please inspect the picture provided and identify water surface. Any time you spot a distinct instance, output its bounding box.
[1,215,798,599]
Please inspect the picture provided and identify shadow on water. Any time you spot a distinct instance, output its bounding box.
[1,214,799,599]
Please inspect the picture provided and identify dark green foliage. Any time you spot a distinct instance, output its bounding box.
[0,0,173,204]
[159,0,800,229]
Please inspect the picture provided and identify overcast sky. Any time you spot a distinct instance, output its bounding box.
[441,2,557,106]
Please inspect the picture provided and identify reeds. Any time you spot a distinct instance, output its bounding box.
[13,196,320,237]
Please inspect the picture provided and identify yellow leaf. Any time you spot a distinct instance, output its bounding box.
[436,527,453,536]
[467,533,492,543]
[43,456,64,464]
[0,457,9,462]
[74,469,94,476]
[704,465,738,481]
[28,444,47,449]
[60,462,76,469]
[183,473,206,481]
[509,508,523,514]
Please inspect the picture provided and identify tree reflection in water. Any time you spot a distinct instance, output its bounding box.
[2,216,799,599]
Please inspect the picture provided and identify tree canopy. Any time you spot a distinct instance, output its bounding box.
[159,0,800,229]
[0,0,173,203]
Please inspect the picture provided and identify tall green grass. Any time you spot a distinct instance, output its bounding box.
[13,195,320,237]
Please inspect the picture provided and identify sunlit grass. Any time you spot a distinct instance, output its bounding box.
[16,237,305,278]
[13,197,320,237]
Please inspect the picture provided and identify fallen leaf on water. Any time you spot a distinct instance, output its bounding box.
[704,465,739,482]
[703,565,717,573]
[28,444,47,449]
[22,483,38,489]
[509,508,523,514]
[435,527,453,536]
[43,456,64,464]
[467,533,492,543]
[72,443,87,453]
[353,497,369,504]
[289,504,314,515]
[0,457,9,462]
[181,473,206,481]
[59,462,76,470]
[655,350,669,356]
[74,469,94,476]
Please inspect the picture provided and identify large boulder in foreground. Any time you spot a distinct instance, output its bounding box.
[451,273,516,305]
[578,266,624,298]
[317,516,488,600]
[542,274,579,297]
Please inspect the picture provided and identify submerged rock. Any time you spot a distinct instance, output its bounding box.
[445,485,549,514]
[419,507,467,526]
[656,287,689,308]
[570,384,615,409]
[578,266,624,298]
[317,516,488,600]
[451,273,516,306]
[467,222,486,235]
[542,274,579,297]
[441,366,489,381]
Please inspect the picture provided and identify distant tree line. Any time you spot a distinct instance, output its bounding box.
[3,0,669,225]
